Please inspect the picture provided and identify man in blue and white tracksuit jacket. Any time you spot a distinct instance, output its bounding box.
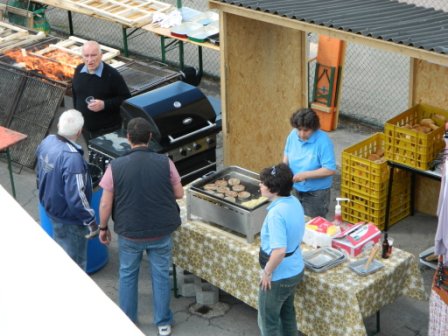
[36,109,98,270]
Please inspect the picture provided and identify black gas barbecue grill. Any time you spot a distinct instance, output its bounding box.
[88,81,221,184]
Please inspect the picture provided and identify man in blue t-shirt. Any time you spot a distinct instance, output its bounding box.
[283,108,336,218]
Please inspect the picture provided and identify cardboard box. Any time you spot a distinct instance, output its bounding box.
[331,223,381,257]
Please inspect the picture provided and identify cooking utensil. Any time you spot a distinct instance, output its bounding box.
[364,244,380,270]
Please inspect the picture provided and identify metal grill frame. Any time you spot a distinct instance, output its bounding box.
[0,63,65,168]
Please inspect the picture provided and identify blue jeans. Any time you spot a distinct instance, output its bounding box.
[51,221,88,271]
[118,235,173,326]
[258,271,304,336]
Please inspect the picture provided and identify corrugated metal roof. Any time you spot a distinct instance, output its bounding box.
[213,0,448,54]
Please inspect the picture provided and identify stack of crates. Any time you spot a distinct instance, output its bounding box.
[341,133,411,230]
[384,104,448,170]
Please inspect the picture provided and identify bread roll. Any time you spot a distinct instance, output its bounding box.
[419,118,435,127]
[429,124,439,131]
[375,148,385,157]
[432,114,446,127]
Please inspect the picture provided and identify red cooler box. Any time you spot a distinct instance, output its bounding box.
[332,223,381,257]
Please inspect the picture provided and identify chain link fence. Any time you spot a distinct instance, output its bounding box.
[312,0,447,127]
[1,0,446,127]
[42,0,220,78]
[398,0,448,11]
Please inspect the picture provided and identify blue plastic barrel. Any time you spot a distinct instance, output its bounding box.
[38,164,108,274]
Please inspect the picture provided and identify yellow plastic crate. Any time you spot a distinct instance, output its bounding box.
[341,202,410,231]
[341,181,409,211]
[341,170,411,230]
[384,104,448,170]
[341,133,389,186]
[341,133,391,199]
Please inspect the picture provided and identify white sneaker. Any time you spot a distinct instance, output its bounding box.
[158,325,171,336]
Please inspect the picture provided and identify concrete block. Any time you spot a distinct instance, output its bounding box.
[176,268,197,297]
[194,277,219,305]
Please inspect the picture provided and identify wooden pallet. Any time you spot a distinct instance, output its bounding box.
[0,21,28,43]
[31,36,121,67]
[0,21,46,53]
[71,0,172,27]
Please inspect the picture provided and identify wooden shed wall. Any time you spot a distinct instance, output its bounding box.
[411,59,448,215]
[221,13,307,172]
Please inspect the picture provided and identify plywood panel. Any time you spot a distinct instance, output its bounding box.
[411,59,448,108]
[222,13,306,172]
[410,59,446,214]
[415,176,439,216]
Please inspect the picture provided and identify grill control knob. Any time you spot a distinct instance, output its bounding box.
[193,142,201,150]
[179,148,187,156]
[206,137,215,145]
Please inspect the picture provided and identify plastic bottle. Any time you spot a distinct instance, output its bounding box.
[334,198,350,227]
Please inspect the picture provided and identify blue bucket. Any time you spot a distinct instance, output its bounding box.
[38,164,109,274]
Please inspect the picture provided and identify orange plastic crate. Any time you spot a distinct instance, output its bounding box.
[384,104,448,170]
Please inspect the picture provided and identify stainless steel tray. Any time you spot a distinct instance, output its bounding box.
[349,258,384,276]
[189,166,268,210]
[303,247,346,272]
[419,246,438,270]
[187,166,269,243]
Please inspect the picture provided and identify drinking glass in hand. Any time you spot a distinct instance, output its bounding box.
[85,96,94,105]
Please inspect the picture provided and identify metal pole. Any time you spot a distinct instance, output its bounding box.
[161,36,166,63]
[122,26,129,57]
[179,41,184,69]
[198,46,203,74]
[6,149,16,198]
[68,11,73,35]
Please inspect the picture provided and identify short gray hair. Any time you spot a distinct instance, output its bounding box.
[57,109,84,138]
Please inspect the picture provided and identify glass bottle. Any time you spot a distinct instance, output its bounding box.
[381,232,390,259]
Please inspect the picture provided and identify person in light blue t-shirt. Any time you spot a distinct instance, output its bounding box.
[283,108,336,218]
[258,163,305,336]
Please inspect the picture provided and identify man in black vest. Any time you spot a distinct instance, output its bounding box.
[98,117,183,336]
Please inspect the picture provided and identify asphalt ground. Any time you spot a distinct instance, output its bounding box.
[0,77,438,335]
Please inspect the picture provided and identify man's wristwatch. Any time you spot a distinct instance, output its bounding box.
[99,226,108,231]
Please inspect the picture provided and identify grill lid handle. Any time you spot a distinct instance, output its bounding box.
[168,121,215,144]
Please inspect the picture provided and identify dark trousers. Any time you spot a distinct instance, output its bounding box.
[83,124,121,143]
